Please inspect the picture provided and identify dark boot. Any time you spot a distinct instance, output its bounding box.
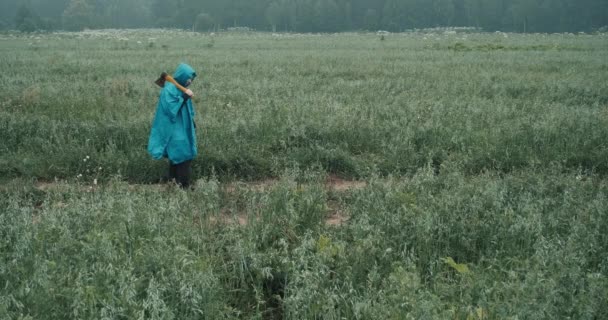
[174,160,192,189]
[169,162,178,181]
[160,162,177,183]
[161,162,178,183]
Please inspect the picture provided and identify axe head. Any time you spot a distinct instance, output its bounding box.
[154,72,169,88]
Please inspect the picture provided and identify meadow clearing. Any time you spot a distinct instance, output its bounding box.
[1,30,607,319]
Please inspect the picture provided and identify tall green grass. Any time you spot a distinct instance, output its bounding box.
[1,30,607,318]
[1,31,606,181]
[1,167,607,318]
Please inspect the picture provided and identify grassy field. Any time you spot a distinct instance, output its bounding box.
[1,30,608,319]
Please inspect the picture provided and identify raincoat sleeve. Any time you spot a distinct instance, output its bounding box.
[160,84,186,123]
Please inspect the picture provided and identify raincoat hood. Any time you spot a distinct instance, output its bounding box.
[173,63,197,86]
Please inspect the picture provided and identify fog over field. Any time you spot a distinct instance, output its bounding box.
[1,0,607,33]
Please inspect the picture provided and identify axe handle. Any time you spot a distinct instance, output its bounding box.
[165,75,190,95]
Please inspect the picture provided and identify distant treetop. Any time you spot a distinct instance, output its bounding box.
[1,0,606,33]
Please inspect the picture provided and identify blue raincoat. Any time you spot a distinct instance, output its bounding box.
[148,63,198,164]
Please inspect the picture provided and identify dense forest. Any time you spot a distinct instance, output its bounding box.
[1,0,607,33]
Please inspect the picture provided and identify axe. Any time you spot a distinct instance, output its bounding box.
[154,72,193,97]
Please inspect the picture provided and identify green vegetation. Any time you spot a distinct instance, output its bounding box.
[1,31,607,181]
[1,30,607,318]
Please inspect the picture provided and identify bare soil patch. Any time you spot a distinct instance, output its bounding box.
[325,200,349,226]
[325,174,367,192]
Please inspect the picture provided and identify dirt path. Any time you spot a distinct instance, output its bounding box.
[218,175,366,226]
[222,174,367,194]
[29,175,367,227]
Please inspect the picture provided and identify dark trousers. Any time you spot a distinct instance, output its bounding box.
[169,160,192,189]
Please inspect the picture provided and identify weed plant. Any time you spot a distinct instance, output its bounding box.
[1,30,607,318]
[0,31,606,181]
[1,166,607,318]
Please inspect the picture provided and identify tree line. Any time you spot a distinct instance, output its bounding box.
[2,0,607,33]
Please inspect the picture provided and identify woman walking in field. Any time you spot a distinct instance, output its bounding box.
[148,63,198,189]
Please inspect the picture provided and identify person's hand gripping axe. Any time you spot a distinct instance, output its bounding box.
[154,72,194,97]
